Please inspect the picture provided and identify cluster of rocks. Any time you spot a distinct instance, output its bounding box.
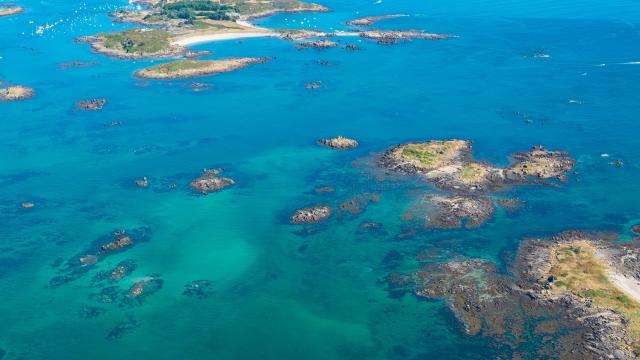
[92,259,137,286]
[49,227,151,287]
[318,136,359,150]
[0,85,35,102]
[291,205,332,224]
[279,30,334,40]
[190,169,235,194]
[359,30,454,44]
[339,192,380,215]
[424,195,494,229]
[297,39,338,49]
[344,44,361,51]
[76,98,106,111]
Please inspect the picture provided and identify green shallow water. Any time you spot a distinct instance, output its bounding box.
[1,0,640,358]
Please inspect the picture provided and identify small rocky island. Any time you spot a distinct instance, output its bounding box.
[0,5,23,17]
[134,58,269,79]
[379,140,575,192]
[318,136,359,150]
[346,14,407,27]
[424,194,494,229]
[0,85,34,101]
[386,231,640,359]
[76,98,106,111]
[291,205,332,224]
[190,169,235,194]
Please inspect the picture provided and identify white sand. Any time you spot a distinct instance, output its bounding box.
[171,32,280,46]
[608,272,640,302]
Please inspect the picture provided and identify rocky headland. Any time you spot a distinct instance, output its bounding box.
[135,58,269,79]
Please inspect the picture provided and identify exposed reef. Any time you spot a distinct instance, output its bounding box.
[346,14,407,27]
[190,169,235,194]
[339,192,379,215]
[378,140,575,192]
[318,136,359,150]
[291,205,332,224]
[134,58,269,79]
[0,85,34,102]
[278,29,333,40]
[424,194,494,229]
[360,30,454,44]
[76,98,106,111]
[49,227,151,287]
[297,39,338,49]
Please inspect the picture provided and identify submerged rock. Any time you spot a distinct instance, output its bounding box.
[183,280,215,298]
[190,169,235,194]
[291,206,332,224]
[318,136,359,150]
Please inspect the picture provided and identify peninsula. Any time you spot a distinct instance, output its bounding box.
[79,0,454,59]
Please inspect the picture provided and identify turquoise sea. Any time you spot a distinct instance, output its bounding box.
[2,0,640,358]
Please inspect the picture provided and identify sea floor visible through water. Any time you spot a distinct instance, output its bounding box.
[1,0,640,359]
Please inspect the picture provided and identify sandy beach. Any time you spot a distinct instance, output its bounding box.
[171,32,280,46]
[608,271,640,302]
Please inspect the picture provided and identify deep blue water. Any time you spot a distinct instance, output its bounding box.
[1,0,640,359]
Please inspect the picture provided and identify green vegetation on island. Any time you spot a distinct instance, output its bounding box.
[134,58,269,79]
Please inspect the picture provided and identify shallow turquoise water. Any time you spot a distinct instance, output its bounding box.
[1,0,640,359]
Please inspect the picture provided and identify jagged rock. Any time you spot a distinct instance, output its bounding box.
[291,206,331,224]
[318,136,359,150]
